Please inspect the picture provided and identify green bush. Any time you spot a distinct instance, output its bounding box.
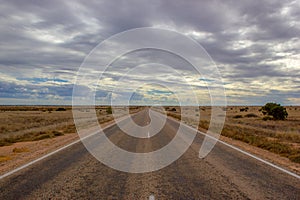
[261,102,288,120]
[271,106,288,120]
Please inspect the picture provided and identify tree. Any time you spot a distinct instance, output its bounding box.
[261,102,288,120]
[270,106,288,120]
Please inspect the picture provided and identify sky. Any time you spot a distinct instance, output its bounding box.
[0,0,299,105]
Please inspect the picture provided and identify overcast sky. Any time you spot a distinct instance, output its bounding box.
[0,0,299,105]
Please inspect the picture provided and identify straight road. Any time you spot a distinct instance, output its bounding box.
[0,109,299,199]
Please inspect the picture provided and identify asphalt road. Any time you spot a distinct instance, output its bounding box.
[0,109,299,199]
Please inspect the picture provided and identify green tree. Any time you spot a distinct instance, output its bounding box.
[261,102,288,120]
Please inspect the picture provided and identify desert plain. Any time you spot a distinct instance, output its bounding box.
[0,105,299,175]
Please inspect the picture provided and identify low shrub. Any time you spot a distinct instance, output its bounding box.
[240,107,249,112]
[33,134,52,141]
[260,142,291,154]
[0,139,13,146]
[56,107,66,111]
[167,112,181,120]
[245,113,258,118]
[289,154,300,163]
[52,131,64,136]
[233,115,243,118]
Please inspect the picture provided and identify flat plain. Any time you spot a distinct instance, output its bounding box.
[0,108,299,199]
[0,105,299,175]
[165,105,300,173]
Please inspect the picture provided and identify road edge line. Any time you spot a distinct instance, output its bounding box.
[0,113,135,180]
[163,112,300,179]
[2,110,299,180]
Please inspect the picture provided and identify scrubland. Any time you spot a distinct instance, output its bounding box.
[0,106,142,147]
[0,105,299,174]
[0,106,142,174]
[165,106,300,164]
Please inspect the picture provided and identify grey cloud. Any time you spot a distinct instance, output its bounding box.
[0,0,299,105]
[0,80,90,99]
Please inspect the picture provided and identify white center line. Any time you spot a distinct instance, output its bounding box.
[149,194,155,200]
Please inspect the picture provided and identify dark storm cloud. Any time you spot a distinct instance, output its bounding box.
[0,0,299,104]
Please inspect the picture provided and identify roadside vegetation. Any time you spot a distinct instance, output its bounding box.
[0,106,141,147]
[166,105,300,163]
[1,105,299,164]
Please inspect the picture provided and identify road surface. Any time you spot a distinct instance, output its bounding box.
[0,109,299,199]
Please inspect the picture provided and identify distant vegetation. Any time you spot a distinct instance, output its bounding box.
[260,102,288,120]
[106,106,112,114]
[56,107,66,111]
[233,114,243,119]
[165,105,300,164]
[0,130,66,146]
[240,107,249,112]
[244,113,258,118]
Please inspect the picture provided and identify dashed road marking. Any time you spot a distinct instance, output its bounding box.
[149,194,155,200]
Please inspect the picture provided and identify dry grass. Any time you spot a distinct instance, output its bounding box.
[0,106,74,145]
[166,106,300,163]
[0,106,141,147]
[2,105,299,164]
[0,155,12,162]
